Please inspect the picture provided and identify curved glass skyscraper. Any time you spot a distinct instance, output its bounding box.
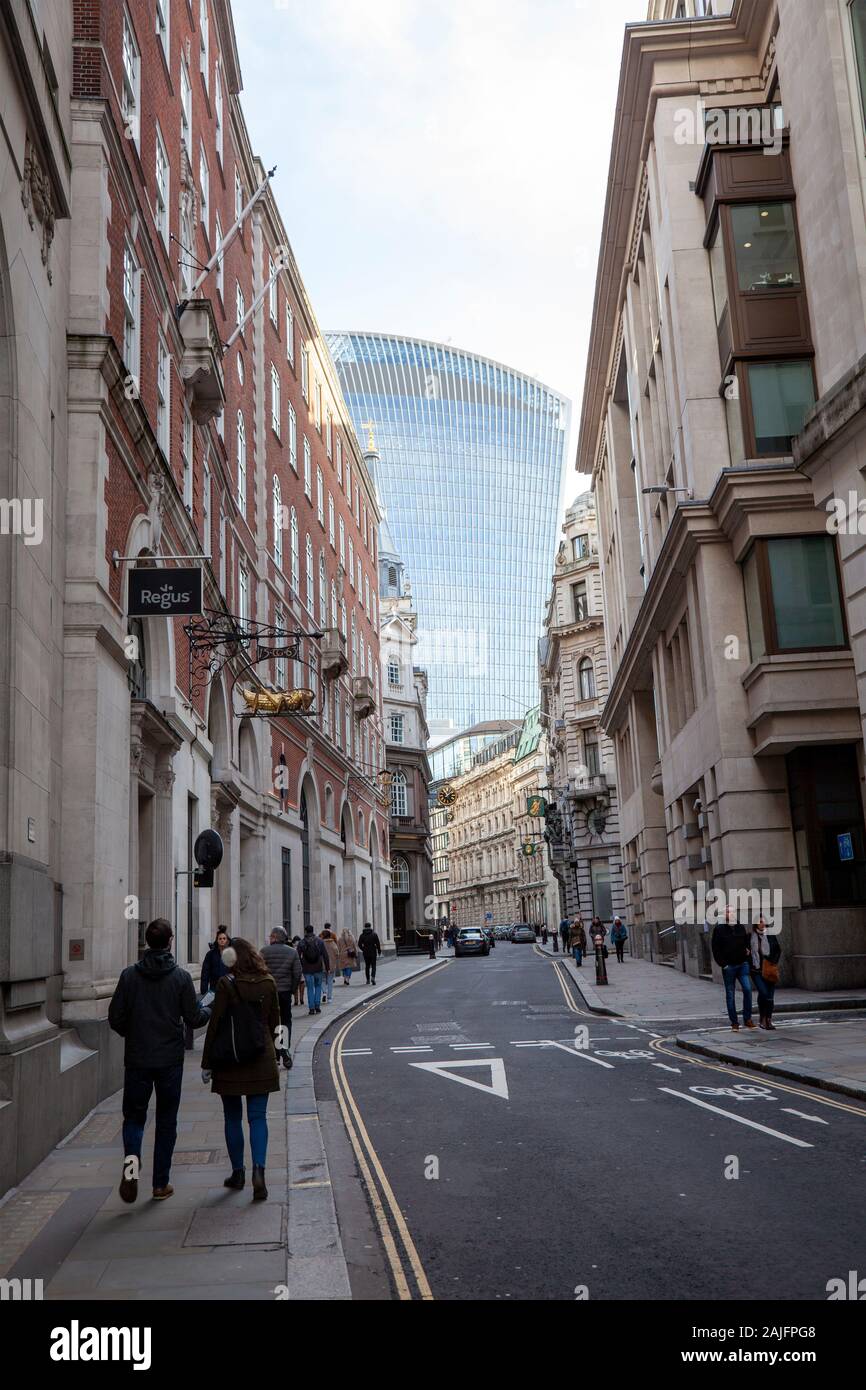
[326,332,569,731]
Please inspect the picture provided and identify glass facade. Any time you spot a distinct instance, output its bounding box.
[326,332,569,728]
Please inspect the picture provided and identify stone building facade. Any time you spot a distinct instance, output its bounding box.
[0,0,390,1196]
[539,494,625,925]
[577,0,866,986]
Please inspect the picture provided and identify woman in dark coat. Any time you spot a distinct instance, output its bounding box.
[200,927,231,994]
[750,917,782,1030]
[201,938,280,1201]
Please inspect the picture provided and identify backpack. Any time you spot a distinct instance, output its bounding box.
[300,935,322,968]
[210,978,266,1067]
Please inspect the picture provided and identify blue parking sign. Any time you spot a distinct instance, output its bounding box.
[838,832,854,862]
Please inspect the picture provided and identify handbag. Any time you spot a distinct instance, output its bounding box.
[761,958,779,986]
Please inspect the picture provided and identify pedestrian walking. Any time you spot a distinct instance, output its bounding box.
[201,939,280,1201]
[541,924,549,945]
[109,918,211,1204]
[298,925,329,1012]
[358,922,382,983]
[750,916,781,1030]
[320,925,339,1003]
[290,937,306,1007]
[568,917,587,966]
[711,907,755,1032]
[551,923,558,953]
[611,917,628,963]
[200,927,232,994]
[338,927,358,984]
[422,926,437,959]
[260,927,301,1070]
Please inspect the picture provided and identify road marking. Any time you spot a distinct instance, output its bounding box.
[781,1109,829,1125]
[341,1048,372,1056]
[544,1040,615,1069]
[652,1062,682,1074]
[391,1046,432,1053]
[450,1042,494,1049]
[658,1088,814,1147]
[409,1058,510,1100]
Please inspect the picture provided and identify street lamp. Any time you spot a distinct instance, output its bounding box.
[641,486,694,500]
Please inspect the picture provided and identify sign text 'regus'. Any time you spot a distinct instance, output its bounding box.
[128,567,202,617]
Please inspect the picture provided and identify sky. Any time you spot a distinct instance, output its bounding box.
[231,0,640,511]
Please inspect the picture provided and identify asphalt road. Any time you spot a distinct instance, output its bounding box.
[314,944,866,1301]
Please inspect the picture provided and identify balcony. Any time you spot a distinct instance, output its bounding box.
[320,628,348,681]
[353,675,375,718]
[568,774,607,800]
[178,299,225,424]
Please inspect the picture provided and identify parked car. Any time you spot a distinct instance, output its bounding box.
[511,924,536,943]
[454,927,490,958]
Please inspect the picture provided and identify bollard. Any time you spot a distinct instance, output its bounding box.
[593,933,609,986]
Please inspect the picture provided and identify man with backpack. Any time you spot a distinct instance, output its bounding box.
[109,918,211,1204]
[261,927,302,1069]
[298,924,328,1014]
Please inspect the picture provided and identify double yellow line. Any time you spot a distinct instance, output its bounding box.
[328,963,450,1300]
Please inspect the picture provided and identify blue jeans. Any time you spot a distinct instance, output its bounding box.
[322,971,334,1002]
[751,968,775,1020]
[572,947,583,965]
[222,1093,269,1169]
[723,961,753,1025]
[121,1063,184,1189]
[342,967,353,982]
[305,971,323,1009]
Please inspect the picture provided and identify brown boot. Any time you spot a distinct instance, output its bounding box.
[152,1184,174,1201]
[743,1020,757,1029]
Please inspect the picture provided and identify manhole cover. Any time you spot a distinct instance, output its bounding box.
[184,1203,284,1247]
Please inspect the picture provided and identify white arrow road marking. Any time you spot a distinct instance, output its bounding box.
[652,1063,682,1074]
[544,1040,615,1069]
[658,1089,813,1147]
[409,1058,510,1099]
[781,1109,829,1125]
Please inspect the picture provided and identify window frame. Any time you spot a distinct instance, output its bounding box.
[742,534,849,658]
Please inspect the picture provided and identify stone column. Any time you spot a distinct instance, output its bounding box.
[128,739,143,961]
[152,762,176,922]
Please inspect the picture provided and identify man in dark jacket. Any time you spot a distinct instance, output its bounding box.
[358,922,382,984]
[711,907,755,1032]
[261,927,302,1069]
[298,924,328,1014]
[108,918,210,1203]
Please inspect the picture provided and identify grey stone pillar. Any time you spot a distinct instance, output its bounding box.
[152,763,176,922]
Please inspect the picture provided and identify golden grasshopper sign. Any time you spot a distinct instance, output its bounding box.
[526,795,547,818]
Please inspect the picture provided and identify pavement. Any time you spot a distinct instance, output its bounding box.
[541,943,866,1101]
[0,951,438,1301]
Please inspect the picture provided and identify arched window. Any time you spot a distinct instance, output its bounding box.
[290,507,299,592]
[391,854,409,894]
[305,533,314,613]
[388,657,400,687]
[579,657,596,701]
[272,474,282,566]
[390,769,407,817]
[319,551,327,625]
[331,579,338,629]
[237,411,247,512]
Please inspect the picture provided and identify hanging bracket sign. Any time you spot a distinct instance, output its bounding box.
[128,566,203,617]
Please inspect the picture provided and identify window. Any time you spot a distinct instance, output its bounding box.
[365,573,370,617]
[363,505,368,549]
[340,598,347,640]
[316,381,323,432]
[306,534,314,613]
[199,143,209,233]
[355,482,361,522]
[391,856,410,893]
[389,713,405,745]
[301,347,309,402]
[275,609,287,689]
[202,458,211,551]
[328,494,335,547]
[746,361,815,455]
[303,437,312,498]
[234,167,243,220]
[156,0,169,57]
[288,401,297,471]
[157,334,171,457]
[199,0,209,88]
[743,536,846,656]
[349,539,355,584]
[273,475,282,567]
[319,552,327,624]
[290,507,299,592]
[235,280,245,330]
[388,657,400,687]
[286,304,294,365]
[578,657,596,702]
[326,409,333,458]
[219,509,226,592]
[213,213,224,299]
[346,457,352,499]
[122,239,140,377]
[730,203,801,293]
[572,581,588,622]
[573,534,589,561]
[336,434,342,484]
[121,11,140,146]
[391,771,408,818]
[331,579,338,629]
[317,467,324,525]
[357,559,363,594]
[238,563,249,624]
[266,363,279,435]
[180,61,192,160]
[351,612,357,674]
[345,701,352,757]
[236,410,246,513]
[155,127,169,245]
[182,404,193,510]
[339,516,345,566]
[269,256,278,325]
[214,64,223,163]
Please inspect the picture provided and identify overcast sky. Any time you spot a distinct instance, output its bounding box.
[232,0,640,505]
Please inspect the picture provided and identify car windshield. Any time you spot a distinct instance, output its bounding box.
[459,930,482,938]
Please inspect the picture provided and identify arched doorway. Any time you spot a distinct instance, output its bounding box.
[391,854,411,950]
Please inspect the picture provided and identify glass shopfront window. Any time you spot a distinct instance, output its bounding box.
[747,360,815,454]
[730,203,801,292]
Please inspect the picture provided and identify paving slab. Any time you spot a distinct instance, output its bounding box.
[675,1019,866,1101]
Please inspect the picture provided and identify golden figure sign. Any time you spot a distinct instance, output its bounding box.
[239,686,314,715]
